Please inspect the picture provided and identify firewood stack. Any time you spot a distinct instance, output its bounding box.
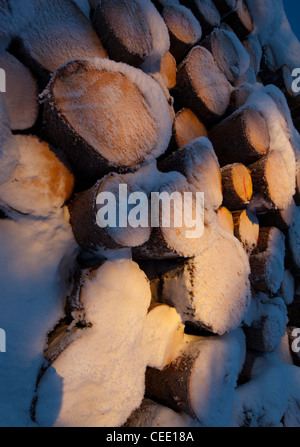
[1,0,300,428]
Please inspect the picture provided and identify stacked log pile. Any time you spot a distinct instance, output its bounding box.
[1,0,300,428]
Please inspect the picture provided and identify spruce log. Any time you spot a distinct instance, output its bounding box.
[228,83,257,114]
[232,209,259,254]
[160,230,251,334]
[162,4,202,62]
[42,59,171,184]
[222,0,254,40]
[0,135,74,217]
[217,206,234,234]
[166,108,208,156]
[174,46,232,125]
[92,0,169,67]
[11,0,107,89]
[208,107,270,167]
[145,330,246,423]
[159,51,177,90]
[181,0,221,36]
[249,151,293,212]
[133,173,219,259]
[221,163,253,210]
[202,29,250,85]
[158,137,223,210]
[250,227,286,294]
[69,172,151,252]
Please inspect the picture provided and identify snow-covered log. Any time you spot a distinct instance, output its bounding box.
[221,0,254,39]
[11,0,107,88]
[209,106,270,167]
[232,209,259,254]
[181,0,221,37]
[166,108,208,155]
[217,206,234,234]
[0,135,74,217]
[69,171,151,252]
[258,199,297,231]
[286,207,300,276]
[133,172,219,259]
[280,270,295,306]
[242,35,262,75]
[160,230,251,334]
[250,227,285,294]
[202,29,250,85]
[145,330,246,426]
[161,4,202,62]
[0,52,38,131]
[157,51,177,89]
[92,0,169,67]
[0,94,20,186]
[221,163,253,210]
[174,46,232,125]
[249,151,293,212]
[42,59,172,184]
[124,399,193,428]
[158,137,223,210]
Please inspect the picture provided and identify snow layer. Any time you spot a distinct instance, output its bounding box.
[35,259,153,427]
[0,209,77,427]
[0,0,34,53]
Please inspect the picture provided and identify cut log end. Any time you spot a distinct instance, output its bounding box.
[221,163,253,210]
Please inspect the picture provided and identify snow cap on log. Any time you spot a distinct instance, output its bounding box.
[42,58,172,183]
[181,0,221,36]
[93,0,170,67]
[161,229,251,335]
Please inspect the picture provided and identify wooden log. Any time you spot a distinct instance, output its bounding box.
[260,64,296,99]
[166,108,208,156]
[157,137,223,210]
[0,52,39,131]
[232,209,259,255]
[287,295,300,327]
[250,227,286,294]
[42,59,172,185]
[181,0,221,37]
[124,399,192,427]
[162,4,202,62]
[286,207,300,276]
[258,199,297,231]
[92,0,169,67]
[10,0,107,89]
[212,0,238,18]
[217,206,234,234]
[174,46,232,125]
[280,270,295,306]
[158,51,177,89]
[69,171,151,252]
[243,35,262,75]
[201,29,250,85]
[145,330,246,423]
[221,163,253,210]
[222,0,254,40]
[208,107,270,167]
[160,230,251,334]
[133,172,219,259]
[249,151,293,212]
[0,135,74,218]
[0,94,20,186]
[228,83,257,114]
[286,327,300,367]
[143,303,185,369]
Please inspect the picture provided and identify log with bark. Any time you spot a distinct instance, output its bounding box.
[165,108,208,156]
[232,209,259,255]
[250,227,286,294]
[92,0,169,67]
[159,229,251,335]
[174,45,232,125]
[10,0,107,89]
[220,0,254,40]
[161,4,202,62]
[42,58,172,185]
[201,29,250,85]
[221,163,253,210]
[249,151,293,213]
[146,329,245,423]
[181,0,221,36]
[208,106,270,167]
[158,137,223,210]
[258,199,297,232]
[242,35,262,75]
[280,270,295,306]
